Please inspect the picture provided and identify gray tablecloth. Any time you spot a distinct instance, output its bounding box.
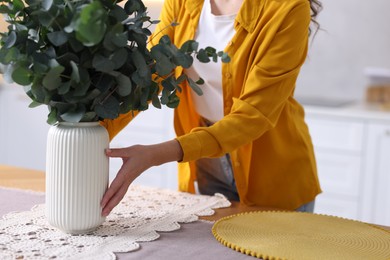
[0,187,253,260]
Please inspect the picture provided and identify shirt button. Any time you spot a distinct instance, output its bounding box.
[228,41,233,46]
[235,162,241,167]
[225,73,232,78]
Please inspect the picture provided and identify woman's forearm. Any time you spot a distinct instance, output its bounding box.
[149,139,184,166]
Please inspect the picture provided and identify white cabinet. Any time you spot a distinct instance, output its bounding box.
[304,104,390,226]
[305,115,365,220]
[362,123,390,226]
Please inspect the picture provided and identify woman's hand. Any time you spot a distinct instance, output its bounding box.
[101,140,183,216]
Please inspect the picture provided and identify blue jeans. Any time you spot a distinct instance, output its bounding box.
[295,200,315,213]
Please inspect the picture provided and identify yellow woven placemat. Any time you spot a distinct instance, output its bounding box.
[212,211,390,260]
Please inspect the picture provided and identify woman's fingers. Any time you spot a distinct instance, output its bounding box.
[105,147,129,158]
[100,144,157,216]
[100,155,140,216]
[100,172,126,209]
[101,184,129,217]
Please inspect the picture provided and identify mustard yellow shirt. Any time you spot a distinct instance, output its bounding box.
[102,0,321,210]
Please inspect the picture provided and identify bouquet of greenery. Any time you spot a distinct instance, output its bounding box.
[0,0,229,124]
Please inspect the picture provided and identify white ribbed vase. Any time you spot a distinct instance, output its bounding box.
[45,122,109,234]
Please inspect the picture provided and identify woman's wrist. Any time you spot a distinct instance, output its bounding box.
[150,139,184,166]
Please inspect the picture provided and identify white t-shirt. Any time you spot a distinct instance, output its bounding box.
[185,0,236,123]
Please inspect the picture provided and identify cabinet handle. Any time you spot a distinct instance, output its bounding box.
[386,130,390,136]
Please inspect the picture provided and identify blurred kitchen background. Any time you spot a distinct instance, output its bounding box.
[0,0,389,225]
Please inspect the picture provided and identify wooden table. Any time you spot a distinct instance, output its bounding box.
[1,164,390,231]
[0,164,45,192]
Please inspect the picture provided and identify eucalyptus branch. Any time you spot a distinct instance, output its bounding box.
[99,86,118,105]
[147,20,178,44]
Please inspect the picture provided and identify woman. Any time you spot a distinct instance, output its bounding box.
[101,0,323,216]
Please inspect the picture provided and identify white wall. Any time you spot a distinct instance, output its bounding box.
[0,85,51,170]
[296,0,390,101]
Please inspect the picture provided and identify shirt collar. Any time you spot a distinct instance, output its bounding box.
[235,0,263,33]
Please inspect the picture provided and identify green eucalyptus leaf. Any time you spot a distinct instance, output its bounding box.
[110,5,128,21]
[47,31,68,46]
[176,74,187,84]
[94,74,115,93]
[127,31,147,50]
[92,54,115,72]
[180,40,198,53]
[160,88,170,105]
[31,83,46,103]
[167,92,180,108]
[112,32,128,47]
[68,37,84,52]
[115,73,132,96]
[81,89,101,102]
[151,92,161,109]
[60,104,86,123]
[205,46,216,55]
[151,46,174,76]
[42,65,65,90]
[196,49,210,63]
[187,77,203,96]
[75,1,108,46]
[172,51,193,68]
[0,6,9,13]
[196,78,205,84]
[103,24,127,50]
[58,81,71,95]
[72,68,90,96]
[12,67,33,85]
[111,48,128,69]
[47,108,58,125]
[50,101,76,114]
[57,52,80,67]
[26,40,40,56]
[4,31,17,49]
[161,77,175,91]
[212,53,218,62]
[32,62,48,74]
[38,11,57,27]
[221,52,231,63]
[70,61,80,83]
[124,0,146,14]
[139,86,149,110]
[13,0,25,12]
[159,35,171,45]
[131,49,149,78]
[45,47,57,59]
[42,0,53,11]
[94,95,120,119]
[81,111,98,122]
[72,83,90,97]
[2,47,20,64]
[28,100,43,108]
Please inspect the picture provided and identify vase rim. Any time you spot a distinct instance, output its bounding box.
[59,122,100,127]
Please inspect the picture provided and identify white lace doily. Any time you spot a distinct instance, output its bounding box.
[0,185,230,260]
